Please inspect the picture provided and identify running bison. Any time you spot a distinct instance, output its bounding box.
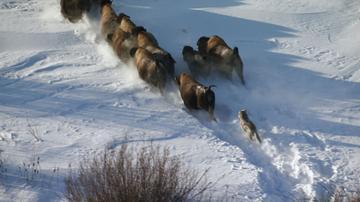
[176,73,216,121]
[197,35,245,85]
[130,47,167,93]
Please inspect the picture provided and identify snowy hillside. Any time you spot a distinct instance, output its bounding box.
[0,0,359,201]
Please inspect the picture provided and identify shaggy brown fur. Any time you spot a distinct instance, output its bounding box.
[130,47,167,93]
[131,26,159,48]
[182,46,210,78]
[197,35,245,85]
[131,26,174,77]
[108,27,137,63]
[176,73,216,121]
[60,0,92,23]
[145,46,175,77]
[117,13,137,33]
[100,0,118,42]
[239,110,261,143]
[197,36,210,55]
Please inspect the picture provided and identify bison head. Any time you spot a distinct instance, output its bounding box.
[100,0,112,7]
[196,85,216,121]
[131,26,146,35]
[117,13,131,23]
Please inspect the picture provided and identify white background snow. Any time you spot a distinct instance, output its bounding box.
[0,0,359,201]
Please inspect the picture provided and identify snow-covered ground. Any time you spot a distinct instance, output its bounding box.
[0,0,359,201]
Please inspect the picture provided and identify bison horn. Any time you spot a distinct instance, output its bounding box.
[208,85,216,90]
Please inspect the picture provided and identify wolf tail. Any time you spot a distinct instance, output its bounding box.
[254,131,262,144]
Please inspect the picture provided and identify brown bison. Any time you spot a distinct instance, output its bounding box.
[182,46,210,78]
[131,26,175,77]
[197,35,245,85]
[131,26,159,48]
[239,110,261,143]
[117,13,137,33]
[146,46,175,77]
[176,73,216,121]
[100,0,118,42]
[60,0,92,23]
[108,27,137,63]
[130,47,167,93]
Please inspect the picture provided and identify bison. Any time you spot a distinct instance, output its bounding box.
[131,26,175,77]
[182,45,210,79]
[117,13,137,33]
[108,27,137,63]
[60,0,92,23]
[197,35,245,85]
[100,0,118,42]
[176,73,216,121]
[145,46,175,77]
[130,47,167,93]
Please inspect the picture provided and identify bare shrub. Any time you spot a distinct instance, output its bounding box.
[20,156,41,182]
[27,119,43,142]
[333,187,360,202]
[0,149,7,176]
[65,144,211,202]
[316,186,360,202]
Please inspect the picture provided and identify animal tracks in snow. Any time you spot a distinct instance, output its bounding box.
[0,131,18,143]
[0,52,48,77]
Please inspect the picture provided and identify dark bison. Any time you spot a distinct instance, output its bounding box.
[131,26,175,77]
[100,0,118,42]
[182,45,210,79]
[60,0,93,23]
[130,47,167,93]
[108,27,137,63]
[197,35,245,85]
[176,73,216,121]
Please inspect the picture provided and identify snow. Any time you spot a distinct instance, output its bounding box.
[1,0,359,201]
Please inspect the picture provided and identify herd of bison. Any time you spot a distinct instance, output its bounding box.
[60,0,262,143]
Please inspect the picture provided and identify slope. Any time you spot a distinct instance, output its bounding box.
[0,0,359,201]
